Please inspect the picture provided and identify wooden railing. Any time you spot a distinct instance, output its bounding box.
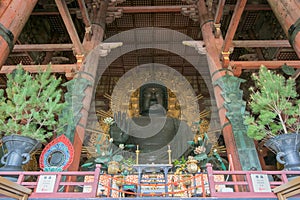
[0,165,101,199]
[206,163,300,198]
[0,163,299,198]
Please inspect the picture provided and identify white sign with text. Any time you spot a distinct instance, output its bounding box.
[36,175,57,193]
[250,174,271,192]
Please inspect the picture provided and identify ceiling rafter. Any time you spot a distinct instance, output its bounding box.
[12,44,74,52]
[4,55,296,79]
[0,64,77,74]
[232,40,291,48]
[230,60,300,70]
[77,0,92,40]
[55,0,84,56]
[214,0,226,24]
[222,0,248,68]
[119,5,191,13]
[30,4,271,16]
[10,40,291,53]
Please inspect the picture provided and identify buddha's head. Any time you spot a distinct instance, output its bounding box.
[139,83,168,116]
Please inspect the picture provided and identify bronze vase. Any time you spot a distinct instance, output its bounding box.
[265,133,300,171]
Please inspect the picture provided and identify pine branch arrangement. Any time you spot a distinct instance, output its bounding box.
[0,64,69,143]
[245,65,300,140]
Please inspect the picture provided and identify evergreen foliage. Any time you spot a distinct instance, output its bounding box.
[0,64,69,142]
[245,65,300,140]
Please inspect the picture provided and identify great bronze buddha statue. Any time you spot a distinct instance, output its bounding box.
[109,83,194,163]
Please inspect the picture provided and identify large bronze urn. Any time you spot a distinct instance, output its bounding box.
[265,133,300,171]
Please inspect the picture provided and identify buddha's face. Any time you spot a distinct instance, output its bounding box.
[140,84,167,115]
[143,87,164,109]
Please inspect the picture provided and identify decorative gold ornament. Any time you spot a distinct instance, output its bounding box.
[108,161,120,175]
[186,159,198,174]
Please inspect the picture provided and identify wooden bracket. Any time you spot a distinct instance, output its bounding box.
[221,51,231,68]
[214,23,221,38]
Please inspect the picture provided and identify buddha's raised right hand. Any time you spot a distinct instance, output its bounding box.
[109,111,129,144]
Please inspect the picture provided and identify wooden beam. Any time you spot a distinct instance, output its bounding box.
[0,64,77,74]
[55,0,84,55]
[82,0,107,52]
[12,44,74,52]
[214,0,226,24]
[273,176,300,200]
[77,0,91,28]
[11,41,290,52]
[0,0,38,68]
[118,5,192,13]
[117,4,270,13]
[229,60,300,69]
[31,9,77,15]
[213,0,226,37]
[232,40,291,48]
[222,0,247,67]
[77,0,92,40]
[267,0,300,58]
[30,4,271,16]
[0,176,31,200]
[227,4,271,11]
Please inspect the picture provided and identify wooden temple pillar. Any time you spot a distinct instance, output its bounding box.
[267,0,300,58]
[0,0,38,67]
[197,0,242,170]
[197,0,259,171]
[67,0,109,171]
[196,0,242,171]
[197,0,262,171]
[81,1,107,53]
